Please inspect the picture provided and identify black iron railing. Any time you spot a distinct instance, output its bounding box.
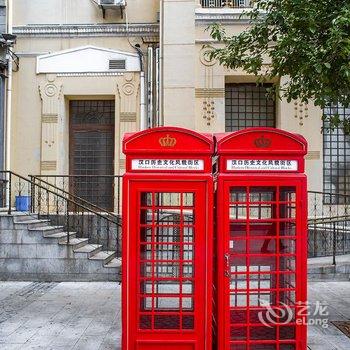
[0,171,122,254]
[308,191,350,264]
[30,175,122,214]
[201,0,252,8]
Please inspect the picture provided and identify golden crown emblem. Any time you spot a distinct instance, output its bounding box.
[254,135,272,148]
[159,134,177,147]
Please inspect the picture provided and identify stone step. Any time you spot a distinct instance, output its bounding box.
[28,225,64,235]
[58,237,89,250]
[44,231,77,241]
[89,250,116,265]
[104,257,122,268]
[12,212,39,221]
[74,244,103,258]
[14,219,51,229]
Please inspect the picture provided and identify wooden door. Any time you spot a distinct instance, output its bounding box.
[70,100,115,211]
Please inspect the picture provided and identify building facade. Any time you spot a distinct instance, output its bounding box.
[9,0,336,207]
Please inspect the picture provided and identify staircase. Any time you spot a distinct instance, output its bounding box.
[0,171,122,282]
[0,209,121,281]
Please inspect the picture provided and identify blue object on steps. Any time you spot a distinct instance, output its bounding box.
[15,195,31,211]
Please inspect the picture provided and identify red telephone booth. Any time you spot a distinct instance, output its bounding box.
[215,128,308,350]
[122,127,214,350]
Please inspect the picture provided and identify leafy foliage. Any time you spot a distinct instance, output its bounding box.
[208,0,350,131]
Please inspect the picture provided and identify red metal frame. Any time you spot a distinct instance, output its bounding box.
[215,128,308,350]
[122,127,214,350]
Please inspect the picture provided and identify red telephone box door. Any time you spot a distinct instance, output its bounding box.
[126,180,211,350]
[218,178,307,350]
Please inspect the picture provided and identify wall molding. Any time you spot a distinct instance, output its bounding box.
[42,116,58,123]
[120,112,137,122]
[195,88,225,98]
[306,151,321,160]
[41,161,57,171]
[13,23,159,38]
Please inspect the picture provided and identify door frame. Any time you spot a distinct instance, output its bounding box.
[126,179,211,350]
[217,176,307,350]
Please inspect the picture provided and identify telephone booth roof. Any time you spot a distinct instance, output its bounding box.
[215,127,308,173]
[216,127,307,155]
[123,126,214,155]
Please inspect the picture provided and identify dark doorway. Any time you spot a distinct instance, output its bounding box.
[70,100,115,211]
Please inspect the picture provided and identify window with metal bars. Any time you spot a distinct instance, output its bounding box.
[225,83,276,131]
[323,105,350,203]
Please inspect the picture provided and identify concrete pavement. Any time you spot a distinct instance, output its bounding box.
[0,281,349,349]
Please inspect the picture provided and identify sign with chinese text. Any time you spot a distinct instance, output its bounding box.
[227,159,298,171]
[132,159,204,171]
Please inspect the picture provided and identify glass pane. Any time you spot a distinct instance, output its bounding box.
[154,314,180,329]
[230,238,247,254]
[249,204,276,219]
[250,187,276,202]
[280,187,296,202]
[280,221,296,236]
[249,291,277,306]
[250,326,277,340]
[230,187,247,202]
[279,256,296,272]
[231,326,247,340]
[138,191,196,330]
[230,292,247,307]
[230,204,247,219]
[280,203,296,219]
[250,345,277,350]
[230,223,247,237]
[249,222,276,237]
[250,256,276,273]
[249,273,275,290]
[250,239,277,254]
[230,274,248,290]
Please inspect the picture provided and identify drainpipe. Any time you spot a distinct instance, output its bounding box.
[5,0,12,171]
[159,1,164,126]
[134,44,147,130]
[155,47,160,127]
[147,46,153,128]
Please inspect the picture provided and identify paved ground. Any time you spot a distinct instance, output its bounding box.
[0,280,349,350]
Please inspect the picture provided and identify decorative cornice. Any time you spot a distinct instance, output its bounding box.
[13,23,159,38]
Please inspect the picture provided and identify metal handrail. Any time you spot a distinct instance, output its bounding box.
[307,190,350,264]
[0,171,121,253]
[308,215,350,225]
[29,175,121,223]
[308,190,350,200]
[31,174,122,214]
